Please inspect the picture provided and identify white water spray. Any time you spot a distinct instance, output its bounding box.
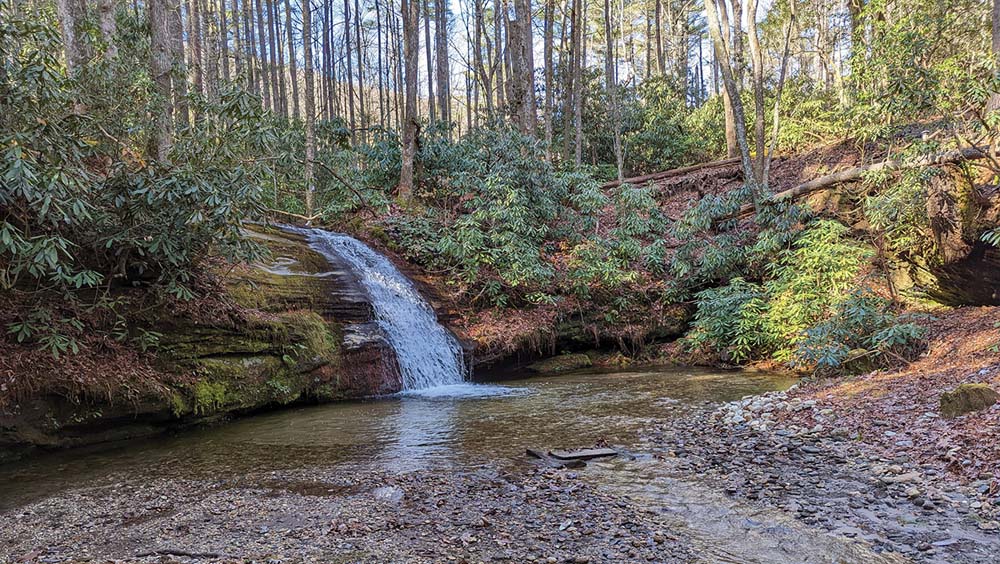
[299,228,468,391]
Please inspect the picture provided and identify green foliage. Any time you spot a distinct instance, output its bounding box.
[850,0,994,141]
[765,220,873,358]
[687,278,776,363]
[2,9,270,353]
[863,161,940,255]
[795,291,926,373]
[686,220,874,365]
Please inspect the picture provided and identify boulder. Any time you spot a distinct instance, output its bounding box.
[940,383,999,418]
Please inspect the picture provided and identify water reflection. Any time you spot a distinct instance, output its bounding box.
[0,367,798,511]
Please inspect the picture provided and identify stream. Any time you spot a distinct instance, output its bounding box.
[0,367,903,563]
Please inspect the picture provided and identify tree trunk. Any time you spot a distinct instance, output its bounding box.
[604,0,622,180]
[344,0,357,140]
[242,0,257,93]
[233,0,244,76]
[284,0,300,118]
[399,0,419,200]
[150,0,175,162]
[57,0,89,73]
[435,0,450,128]
[571,0,583,164]
[990,0,1000,112]
[424,0,436,121]
[376,0,386,123]
[202,0,218,99]
[355,0,367,138]
[543,0,554,155]
[169,0,190,126]
[704,0,757,193]
[219,0,230,82]
[302,0,316,216]
[270,0,286,115]
[254,0,272,109]
[97,0,117,61]
[189,0,204,95]
[513,0,534,134]
[743,0,765,181]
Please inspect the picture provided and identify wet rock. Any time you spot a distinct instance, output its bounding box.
[526,354,593,374]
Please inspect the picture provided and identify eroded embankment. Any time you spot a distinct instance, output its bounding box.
[0,227,401,457]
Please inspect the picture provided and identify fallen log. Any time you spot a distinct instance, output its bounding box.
[601,157,742,189]
[735,146,988,219]
[526,448,587,468]
[548,448,618,461]
[136,548,222,559]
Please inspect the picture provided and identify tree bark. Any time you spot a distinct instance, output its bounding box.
[150,0,176,161]
[97,0,117,61]
[253,0,272,109]
[302,0,316,216]
[704,0,757,192]
[219,0,230,82]
[355,0,367,138]
[344,0,357,140]
[270,0,286,115]
[424,0,436,121]
[512,0,535,135]
[435,0,450,127]
[399,0,419,200]
[168,0,190,126]
[543,0,554,154]
[284,0,300,118]
[604,0,622,180]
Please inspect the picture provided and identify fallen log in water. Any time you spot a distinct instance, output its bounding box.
[525,448,587,468]
[549,448,619,461]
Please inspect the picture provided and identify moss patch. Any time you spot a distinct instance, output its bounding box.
[940,383,999,418]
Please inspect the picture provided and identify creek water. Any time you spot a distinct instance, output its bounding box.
[0,368,899,563]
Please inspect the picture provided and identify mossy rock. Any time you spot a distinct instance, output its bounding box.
[528,353,593,374]
[940,383,999,418]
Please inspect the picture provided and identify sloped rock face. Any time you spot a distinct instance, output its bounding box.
[0,227,401,457]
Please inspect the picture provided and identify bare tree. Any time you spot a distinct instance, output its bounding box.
[399,0,419,200]
[302,0,316,216]
[435,0,450,127]
[284,0,300,118]
[543,0,554,154]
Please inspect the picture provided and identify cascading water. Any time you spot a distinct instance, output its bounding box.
[298,228,468,391]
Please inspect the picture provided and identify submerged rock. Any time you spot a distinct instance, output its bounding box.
[939,383,999,418]
[527,353,593,374]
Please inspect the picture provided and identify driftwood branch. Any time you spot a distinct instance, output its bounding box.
[735,146,988,218]
[600,157,742,189]
[136,548,222,558]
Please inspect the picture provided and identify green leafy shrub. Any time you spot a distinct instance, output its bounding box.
[686,278,775,363]
[765,220,873,359]
[795,290,926,373]
[2,10,270,351]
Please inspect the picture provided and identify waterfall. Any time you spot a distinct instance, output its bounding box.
[299,228,467,391]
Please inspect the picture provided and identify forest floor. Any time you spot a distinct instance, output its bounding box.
[650,305,1000,563]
